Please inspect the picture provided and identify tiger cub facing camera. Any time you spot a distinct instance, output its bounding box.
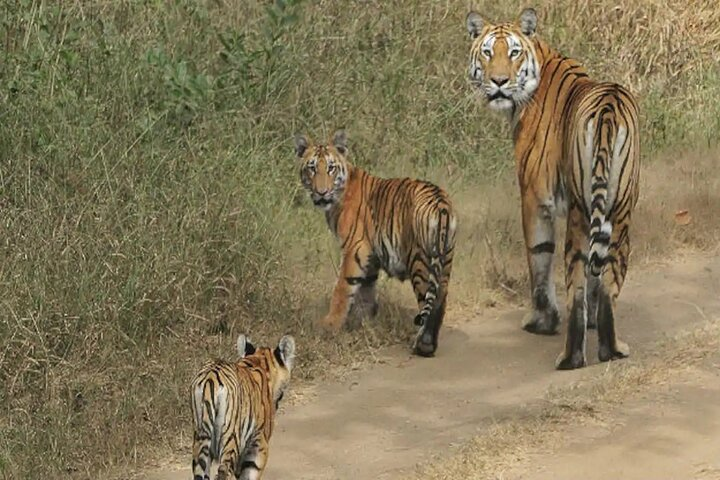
[190,334,295,480]
[295,130,457,357]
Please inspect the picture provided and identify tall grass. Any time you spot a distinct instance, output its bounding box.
[0,1,718,478]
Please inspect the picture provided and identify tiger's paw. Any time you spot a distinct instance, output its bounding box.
[315,315,345,332]
[522,308,560,335]
[412,327,437,357]
[598,339,630,362]
[555,349,587,370]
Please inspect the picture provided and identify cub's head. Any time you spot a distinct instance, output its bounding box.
[294,130,350,211]
[465,8,541,111]
[237,334,296,410]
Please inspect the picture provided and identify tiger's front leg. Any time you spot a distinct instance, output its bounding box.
[520,194,561,335]
[317,244,374,332]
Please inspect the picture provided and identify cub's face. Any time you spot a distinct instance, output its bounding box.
[294,131,349,211]
[466,8,541,111]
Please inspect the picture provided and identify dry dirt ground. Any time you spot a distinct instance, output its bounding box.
[144,254,720,480]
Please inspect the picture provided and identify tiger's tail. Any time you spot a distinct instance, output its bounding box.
[588,106,617,278]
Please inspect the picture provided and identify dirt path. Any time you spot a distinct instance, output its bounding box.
[505,364,720,480]
[145,255,720,480]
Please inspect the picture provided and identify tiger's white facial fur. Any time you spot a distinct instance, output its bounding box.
[466,9,541,112]
[295,131,349,212]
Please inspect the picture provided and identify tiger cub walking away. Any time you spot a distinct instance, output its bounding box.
[465,8,640,369]
[191,334,295,480]
[295,130,457,357]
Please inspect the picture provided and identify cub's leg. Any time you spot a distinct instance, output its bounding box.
[191,429,211,480]
[217,450,239,480]
[216,424,241,480]
[317,243,374,331]
[556,203,589,370]
[237,435,269,480]
[410,250,449,357]
[520,195,561,335]
[597,216,631,362]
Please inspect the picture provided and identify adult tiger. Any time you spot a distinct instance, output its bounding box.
[295,130,457,357]
[190,334,295,480]
[465,8,640,369]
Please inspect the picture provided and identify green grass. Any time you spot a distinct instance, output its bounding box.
[0,1,719,478]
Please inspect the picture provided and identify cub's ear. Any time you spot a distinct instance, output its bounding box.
[295,134,309,158]
[274,335,296,371]
[332,130,348,155]
[519,8,537,36]
[466,12,484,39]
[236,334,256,358]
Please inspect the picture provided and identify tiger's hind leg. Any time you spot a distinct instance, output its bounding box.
[585,274,600,329]
[216,437,241,480]
[556,203,589,370]
[520,196,561,335]
[411,260,451,358]
[412,284,446,358]
[596,218,631,362]
[192,430,211,480]
[237,434,269,480]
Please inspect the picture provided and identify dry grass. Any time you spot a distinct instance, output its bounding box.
[410,320,720,480]
[0,1,719,478]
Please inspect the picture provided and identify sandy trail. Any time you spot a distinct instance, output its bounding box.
[145,255,720,480]
[508,364,720,480]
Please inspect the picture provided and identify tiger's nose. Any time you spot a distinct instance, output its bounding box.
[316,188,329,196]
[491,75,509,87]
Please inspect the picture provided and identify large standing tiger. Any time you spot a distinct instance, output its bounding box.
[465,8,640,369]
[295,130,457,357]
[191,334,295,480]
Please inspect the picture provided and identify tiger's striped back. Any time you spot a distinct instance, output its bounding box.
[191,335,295,480]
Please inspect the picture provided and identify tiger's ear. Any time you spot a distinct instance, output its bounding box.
[466,12,484,39]
[236,334,256,358]
[294,134,309,158]
[274,335,296,371]
[332,130,348,155]
[519,8,537,36]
